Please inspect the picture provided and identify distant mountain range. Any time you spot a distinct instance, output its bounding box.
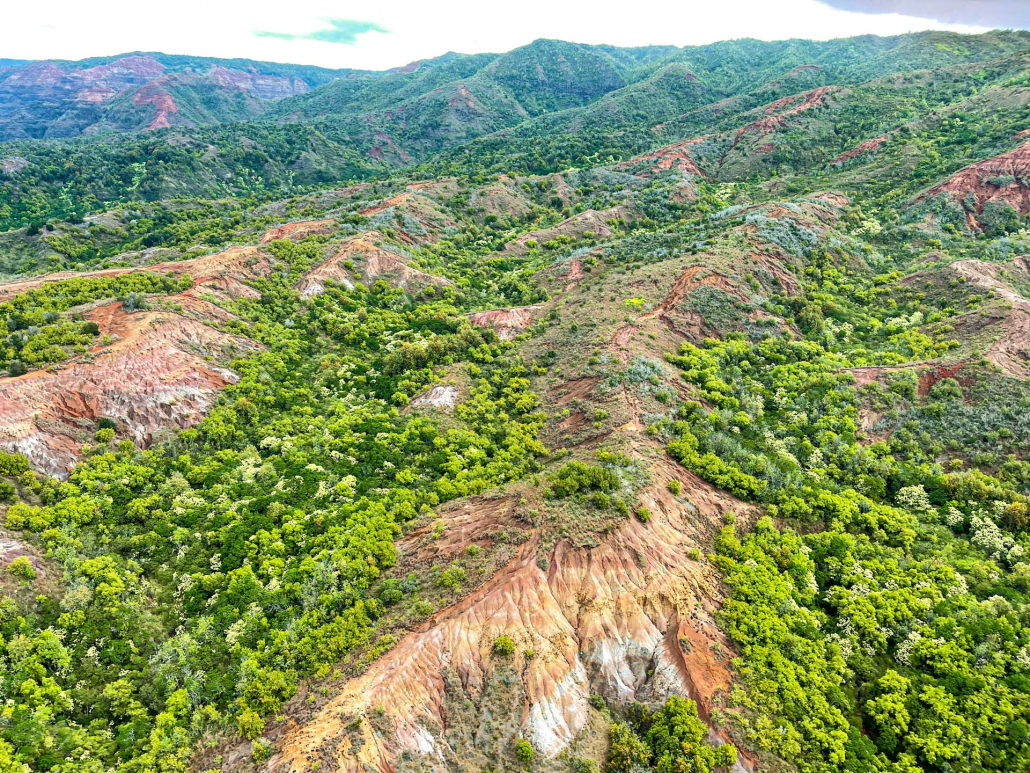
[5,31,1030,151]
[6,29,1030,237]
[0,52,358,140]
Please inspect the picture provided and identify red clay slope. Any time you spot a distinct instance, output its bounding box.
[0,220,331,476]
[915,139,1030,229]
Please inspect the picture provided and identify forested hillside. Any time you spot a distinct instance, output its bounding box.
[1,27,1030,773]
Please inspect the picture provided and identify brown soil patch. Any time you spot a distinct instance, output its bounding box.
[832,134,889,165]
[259,219,334,244]
[265,451,750,773]
[468,305,542,341]
[617,140,707,178]
[915,139,1030,229]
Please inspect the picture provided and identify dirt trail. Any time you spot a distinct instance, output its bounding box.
[641,265,745,323]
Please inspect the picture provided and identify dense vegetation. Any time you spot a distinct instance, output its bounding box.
[2,25,1030,773]
[0,237,548,770]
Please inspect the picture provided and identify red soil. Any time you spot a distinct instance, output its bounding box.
[258,218,334,244]
[832,134,889,164]
[915,140,1030,229]
[0,219,339,474]
[133,80,178,130]
[296,231,452,298]
[735,86,837,143]
[617,139,707,178]
[468,305,542,341]
[268,449,751,773]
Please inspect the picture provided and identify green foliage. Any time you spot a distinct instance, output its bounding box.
[515,738,535,765]
[647,697,736,773]
[607,722,650,773]
[5,26,1030,773]
[0,273,192,371]
[0,243,547,770]
[4,557,34,582]
[548,461,620,498]
[607,698,736,773]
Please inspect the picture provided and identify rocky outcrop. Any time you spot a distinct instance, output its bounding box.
[0,219,339,475]
[914,140,1030,229]
[409,384,461,412]
[269,451,749,773]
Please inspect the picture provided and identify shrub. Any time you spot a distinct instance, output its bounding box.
[236,710,264,740]
[607,722,649,773]
[0,452,29,476]
[5,556,35,582]
[929,377,963,402]
[667,480,682,495]
[636,507,652,523]
[438,565,467,589]
[647,696,736,773]
[493,635,515,656]
[549,461,619,498]
[515,738,534,765]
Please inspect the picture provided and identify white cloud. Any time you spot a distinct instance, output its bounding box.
[3,0,991,70]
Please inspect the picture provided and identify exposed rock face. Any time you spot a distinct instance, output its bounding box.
[0,305,258,477]
[617,139,707,179]
[735,86,837,143]
[259,219,335,244]
[133,79,179,130]
[0,219,334,475]
[207,66,311,100]
[915,139,1030,228]
[409,384,460,412]
[269,450,749,773]
[297,231,452,298]
[468,305,542,341]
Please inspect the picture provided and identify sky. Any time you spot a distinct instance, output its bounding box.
[3,0,1027,71]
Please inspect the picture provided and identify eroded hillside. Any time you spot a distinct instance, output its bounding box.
[2,28,1030,773]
